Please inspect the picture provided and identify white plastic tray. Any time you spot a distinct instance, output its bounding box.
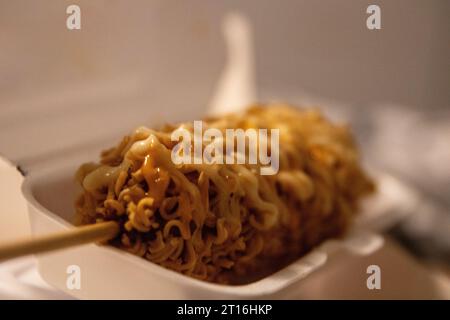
[21,160,417,299]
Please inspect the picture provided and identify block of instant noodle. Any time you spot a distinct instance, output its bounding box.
[74,104,374,284]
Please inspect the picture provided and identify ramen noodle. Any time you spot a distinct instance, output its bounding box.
[75,104,374,284]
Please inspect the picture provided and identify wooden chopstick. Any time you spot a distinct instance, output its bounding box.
[0,221,119,262]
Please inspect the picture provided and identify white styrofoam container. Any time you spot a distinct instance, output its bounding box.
[2,4,418,299]
[21,160,418,299]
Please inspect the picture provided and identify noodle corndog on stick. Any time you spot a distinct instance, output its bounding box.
[75,104,374,284]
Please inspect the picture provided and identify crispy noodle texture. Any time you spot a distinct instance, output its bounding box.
[75,104,374,284]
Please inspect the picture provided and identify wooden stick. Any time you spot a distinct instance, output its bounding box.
[0,221,119,262]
